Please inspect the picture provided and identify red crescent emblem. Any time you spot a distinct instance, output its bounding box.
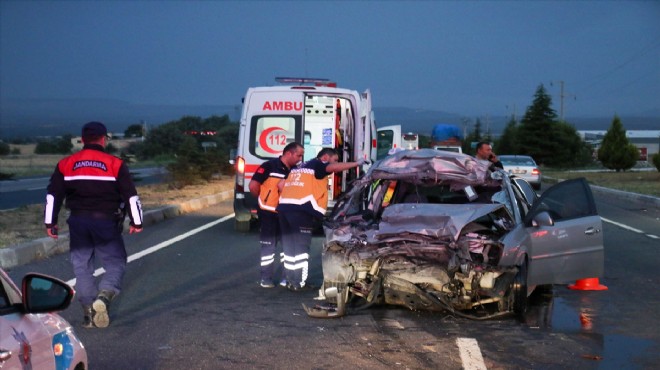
[259,126,286,154]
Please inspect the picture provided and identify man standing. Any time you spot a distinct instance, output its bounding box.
[475,141,504,170]
[249,142,304,288]
[277,148,364,291]
[45,121,143,328]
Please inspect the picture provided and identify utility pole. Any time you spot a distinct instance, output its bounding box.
[551,80,576,121]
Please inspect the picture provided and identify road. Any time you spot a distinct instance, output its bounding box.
[0,167,168,210]
[6,188,659,369]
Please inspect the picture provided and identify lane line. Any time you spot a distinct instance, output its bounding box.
[66,213,235,286]
[601,217,658,239]
[456,337,487,370]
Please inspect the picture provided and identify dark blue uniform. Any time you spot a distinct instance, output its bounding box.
[45,143,142,306]
[251,157,291,284]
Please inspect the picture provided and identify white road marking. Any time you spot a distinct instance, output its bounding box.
[601,217,658,239]
[66,213,234,286]
[457,337,487,370]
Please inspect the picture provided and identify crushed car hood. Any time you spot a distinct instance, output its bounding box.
[367,203,510,242]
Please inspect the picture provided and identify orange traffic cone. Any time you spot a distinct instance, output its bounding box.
[568,278,608,291]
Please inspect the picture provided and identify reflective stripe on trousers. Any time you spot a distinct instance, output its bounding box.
[279,210,314,287]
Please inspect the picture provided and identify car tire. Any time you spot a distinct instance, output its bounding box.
[235,219,250,232]
[532,183,541,190]
[512,259,529,317]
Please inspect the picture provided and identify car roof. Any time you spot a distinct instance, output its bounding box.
[367,149,500,187]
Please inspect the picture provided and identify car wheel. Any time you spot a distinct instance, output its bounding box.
[533,183,541,190]
[512,259,528,316]
[235,219,250,232]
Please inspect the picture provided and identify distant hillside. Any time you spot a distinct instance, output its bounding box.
[1,98,658,139]
[0,98,241,138]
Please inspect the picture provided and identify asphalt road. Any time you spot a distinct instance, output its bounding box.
[0,167,168,210]
[6,190,659,369]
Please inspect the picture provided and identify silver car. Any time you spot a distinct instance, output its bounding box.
[305,149,603,320]
[499,155,542,190]
[0,269,88,369]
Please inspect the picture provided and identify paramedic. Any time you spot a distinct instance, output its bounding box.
[44,121,143,329]
[277,148,365,291]
[475,141,504,170]
[249,142,305,288]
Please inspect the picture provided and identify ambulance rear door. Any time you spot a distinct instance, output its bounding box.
[234,88,304,231]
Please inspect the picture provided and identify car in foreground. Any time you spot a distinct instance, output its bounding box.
[0,269,87,370]
[499,155,542,190]
[305,149,603,320]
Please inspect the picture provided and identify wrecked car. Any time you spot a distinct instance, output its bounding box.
[305,149,604,320]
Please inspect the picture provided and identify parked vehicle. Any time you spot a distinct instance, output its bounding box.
[232,78,377,231]
[430,123,463,152]
[376,125,401,160]
[305,149,604,320]
[499,155,542,190]
[433,145,462,153]
[0,269,88,369]
[402,132,419,150]
[376,126,419,159]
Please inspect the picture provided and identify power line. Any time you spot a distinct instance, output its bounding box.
[576,36,660,94]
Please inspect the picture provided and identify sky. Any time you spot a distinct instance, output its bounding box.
[1,1,659,120]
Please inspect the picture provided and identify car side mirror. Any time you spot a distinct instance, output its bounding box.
[531,211,555,227]
[22,273,75,314]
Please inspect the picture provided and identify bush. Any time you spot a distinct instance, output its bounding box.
[597,116,638,171]
[34,135,73,154]
[652,153,660,171]
[0,142,9,156]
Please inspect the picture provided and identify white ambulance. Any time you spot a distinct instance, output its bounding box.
[233,78,378,232]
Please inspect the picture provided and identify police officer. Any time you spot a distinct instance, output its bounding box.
[277,148,364,291]
[249,142,304,288]
[45,121,143,328]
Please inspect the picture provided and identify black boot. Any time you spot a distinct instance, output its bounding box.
[92,290,115,328]
[82,305,96,329]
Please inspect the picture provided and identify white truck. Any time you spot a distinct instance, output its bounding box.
[232,78,378,231]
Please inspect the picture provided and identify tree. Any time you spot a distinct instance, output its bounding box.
[517,84,558,165]
[516,84,592,167]
[652,152,660,172]
[124,124,145,138]
[0,142,9,156]
[495,116,519,154]
[597,115,638,171]
[34,135,73,154]
[462,119,482,155]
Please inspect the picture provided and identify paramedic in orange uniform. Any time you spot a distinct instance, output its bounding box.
[249,142,304,288]
[276,148,364,291]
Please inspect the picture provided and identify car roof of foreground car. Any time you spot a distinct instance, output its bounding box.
[368,148,501,188]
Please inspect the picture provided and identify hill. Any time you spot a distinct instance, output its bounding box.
[1,98,658,139]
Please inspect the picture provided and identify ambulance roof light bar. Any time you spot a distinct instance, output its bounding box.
[275,77,337,87]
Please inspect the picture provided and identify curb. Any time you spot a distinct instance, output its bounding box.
[0,189,233,270]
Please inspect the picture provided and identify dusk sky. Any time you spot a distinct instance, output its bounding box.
[2,1,659,120]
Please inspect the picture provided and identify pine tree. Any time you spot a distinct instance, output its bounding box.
[495,115,519,154]
[597,115,638,171]
[517,84,558,165]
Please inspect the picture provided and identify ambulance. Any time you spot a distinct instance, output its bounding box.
[232,77,378,231]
